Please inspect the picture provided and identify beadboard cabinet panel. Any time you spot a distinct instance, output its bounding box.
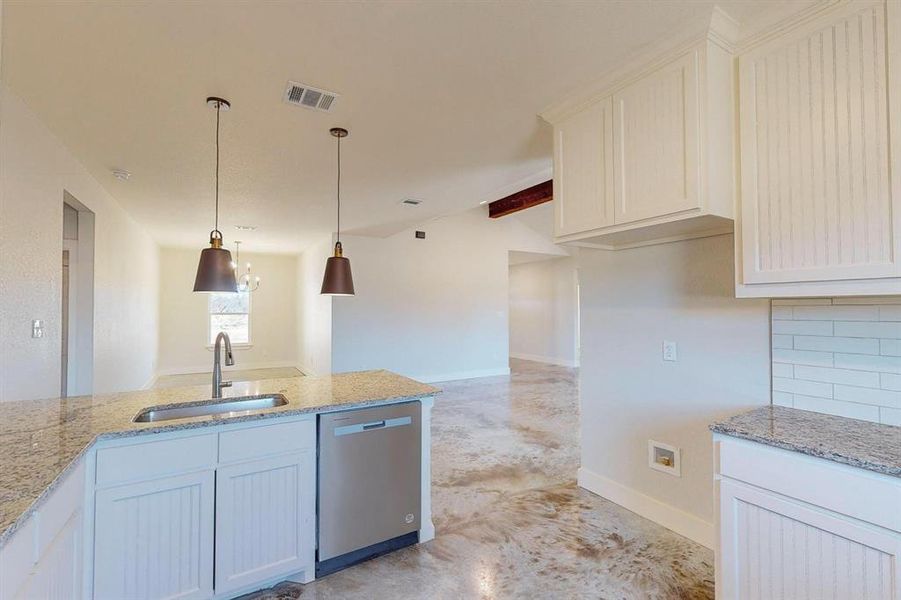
[553,98,614,237]
[613,50,701,224]
[739,1,901,290]
[214,451,316,595]
[93,471,216,600]
[15,510,82,600]
[719,478,900,600]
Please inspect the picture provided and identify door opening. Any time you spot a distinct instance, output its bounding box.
[62,193,95,397]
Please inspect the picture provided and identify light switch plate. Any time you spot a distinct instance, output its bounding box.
[662,340,677,361]
[32,320,44,339]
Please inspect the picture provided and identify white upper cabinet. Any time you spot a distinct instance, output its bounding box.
[554,98,614,237]
[613,50,700,224]
[736,0,901,297]
[542,10,737,250]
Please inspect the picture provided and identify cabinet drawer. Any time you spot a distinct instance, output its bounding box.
[218,419,315,464]
[96,434,217,486]
[716,436,901,532]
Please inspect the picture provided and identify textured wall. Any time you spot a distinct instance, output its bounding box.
[0,87,159,400]
[578,234,771,542]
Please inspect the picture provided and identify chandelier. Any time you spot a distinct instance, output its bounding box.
[231,241,261,292]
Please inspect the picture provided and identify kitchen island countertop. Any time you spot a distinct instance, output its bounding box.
[0,370,439,547]
[710,405,901,478]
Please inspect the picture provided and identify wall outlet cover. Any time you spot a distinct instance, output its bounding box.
[648,440,681,477]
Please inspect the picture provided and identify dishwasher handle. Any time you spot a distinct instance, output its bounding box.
[333,415,412,437]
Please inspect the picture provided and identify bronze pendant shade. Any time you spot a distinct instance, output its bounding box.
[321,127,355,296]
[321,241,355,295]
[194,230,237,292]
[194,97,238,293]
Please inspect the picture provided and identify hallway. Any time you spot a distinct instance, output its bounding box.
[245,359,714,599]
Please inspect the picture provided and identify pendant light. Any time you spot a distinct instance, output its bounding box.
[320,127,355,296]
[194,97,238,293]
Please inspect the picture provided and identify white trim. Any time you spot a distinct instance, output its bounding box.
[154,360,300,377]
[415,367,510,384]
[141,374,158,390]
[509,353,579,368]
[577,466,714,549]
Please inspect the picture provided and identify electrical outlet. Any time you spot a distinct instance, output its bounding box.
[662,340,677,362]
[32,320,44,339]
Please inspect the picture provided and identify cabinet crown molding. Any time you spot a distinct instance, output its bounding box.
[539,5,739,125]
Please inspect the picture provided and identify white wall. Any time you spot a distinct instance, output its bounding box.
[157,247,298,375]
[0,86,159,400]
[329,208,567,382]
[770,297,901,425]
[577,234,770,548]
[296,237,333,376]
[509,256,578,367]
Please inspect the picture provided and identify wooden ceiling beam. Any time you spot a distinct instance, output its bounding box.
[487,179,553,218]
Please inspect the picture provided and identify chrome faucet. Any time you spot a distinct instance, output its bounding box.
[212,331,234,398]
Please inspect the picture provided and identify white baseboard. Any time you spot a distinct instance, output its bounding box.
[416,367,511,383]
[155,360,300,377]
[510,352,579,368]
[577,466,714,549]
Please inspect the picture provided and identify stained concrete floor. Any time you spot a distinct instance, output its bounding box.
[241,359,714,600]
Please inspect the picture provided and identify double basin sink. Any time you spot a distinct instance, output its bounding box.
[133,394,288,423]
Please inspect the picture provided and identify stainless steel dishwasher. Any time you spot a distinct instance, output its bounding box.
[317,401,421,577]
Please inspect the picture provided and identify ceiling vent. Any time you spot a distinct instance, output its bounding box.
[283,81,339,112]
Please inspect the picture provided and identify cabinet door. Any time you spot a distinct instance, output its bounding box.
[554,97,614,237]
[93,471,215,600]
[214,451,315,595]
[739,2,901,285]
[16,510,82,600]
[613,50,701,224]
[718,478,901,600]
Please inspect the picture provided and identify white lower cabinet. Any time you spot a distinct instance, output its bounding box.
[214,451,315,595]
[89,417,317,600]
[16,508,83,600]
[93,471,216,600]
[715,435,901,599]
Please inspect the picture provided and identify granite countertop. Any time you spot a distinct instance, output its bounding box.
[710,405,901,478]
[0,370,439,547]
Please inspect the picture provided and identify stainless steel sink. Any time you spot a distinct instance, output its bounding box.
[133,394,288,423]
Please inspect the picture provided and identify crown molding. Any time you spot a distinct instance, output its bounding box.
[540,5,740,125]
[734,0,871,54]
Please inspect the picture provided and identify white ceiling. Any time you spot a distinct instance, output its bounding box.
[1,0,792,253]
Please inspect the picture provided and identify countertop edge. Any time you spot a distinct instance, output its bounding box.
[0,391,436,549]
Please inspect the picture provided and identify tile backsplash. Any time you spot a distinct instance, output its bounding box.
[771,297,901,426]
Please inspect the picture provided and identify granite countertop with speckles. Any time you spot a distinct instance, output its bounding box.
[711,405,901,478]
[0,370,439,548]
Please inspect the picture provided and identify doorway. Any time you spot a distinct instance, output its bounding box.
[62,193,95,397]
[508,251,579,368]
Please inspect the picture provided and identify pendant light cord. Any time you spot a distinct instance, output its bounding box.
[215,102,221,234]
[336,133,341,244]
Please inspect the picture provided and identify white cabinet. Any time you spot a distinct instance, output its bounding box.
[554,98,614,237]
[0,460,85,600]
[613,50,700,224]
[715,435,901,599]
[542,12,736,250]
[90,417,317,600]
[214,451,316,595]
[736,0,901,297]
[17,510,83,600]
[93,471,216,600]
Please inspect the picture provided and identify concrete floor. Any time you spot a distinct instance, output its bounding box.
[242,359,714,599]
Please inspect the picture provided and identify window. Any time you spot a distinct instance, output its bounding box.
[208,292,250,344]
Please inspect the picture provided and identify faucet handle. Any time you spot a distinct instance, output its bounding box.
[221,381,232,388]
